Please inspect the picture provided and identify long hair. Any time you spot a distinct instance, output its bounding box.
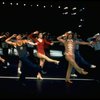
[65,33,74,40]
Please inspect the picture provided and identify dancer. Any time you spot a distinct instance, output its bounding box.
[0,34,6,63]
[5,34,43,81]
[28,31,59,74]
[57,31,89,83]
[87,33,100,67]
[71,33,96,77]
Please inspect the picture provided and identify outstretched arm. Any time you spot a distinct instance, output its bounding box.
[28,31,38,42]
[44,39,53,45]
[5,34,16,46]
[76,41,91,46]
[25,40,38,46]
[0,35,6,39]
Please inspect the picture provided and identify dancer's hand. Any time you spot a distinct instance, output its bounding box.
[51,43,54,45]
[90,41,96,45]
[33,31,39,34]
[35,42,39,45]
[12,34,17,38]
[62,33,68,37]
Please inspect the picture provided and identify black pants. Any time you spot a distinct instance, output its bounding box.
[19,56,41,81]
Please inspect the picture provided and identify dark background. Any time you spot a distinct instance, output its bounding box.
[0,0,100,36]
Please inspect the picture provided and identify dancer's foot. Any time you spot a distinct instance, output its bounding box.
[81,69,88,75]
[37,73,43,80]
[65,79,73,84]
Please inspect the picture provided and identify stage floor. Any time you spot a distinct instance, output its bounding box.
[0,76,99,99]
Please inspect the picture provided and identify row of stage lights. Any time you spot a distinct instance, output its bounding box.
[1,2,85,11]
[1,1,85,16]
[2,1,61,8]
[1,1,84,28]
[63,6,85,28]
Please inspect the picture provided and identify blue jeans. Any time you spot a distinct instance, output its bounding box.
[19,55,41,81]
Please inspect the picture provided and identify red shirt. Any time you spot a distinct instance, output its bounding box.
[28,34,51,54]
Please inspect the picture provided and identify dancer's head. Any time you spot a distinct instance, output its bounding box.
[66,31,73,39]
[16,34,22,40]
[38,32,43,39]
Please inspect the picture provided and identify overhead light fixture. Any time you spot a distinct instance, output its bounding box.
[72,7,77,10]
[79,7,85,12]
[43,5,46,8]
[36,4,39,7]
[79,9,82,12]
[82,7,85,10]
[80,19,84,21]
[10,3,13,5]
[78,25,82,27]
[16,3,18,5]
[65,12,68,14]
[24,4,26,6]
[64,7,68,9]
[71,12,77,15]
[2,2,5,4]
[50,5,52,7]
[62,12,68,15]
[58,6,61,8]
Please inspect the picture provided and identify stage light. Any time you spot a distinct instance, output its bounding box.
[78,25,82,27]
[80,19,84,21]
[79,7,85,12]
[79,9,82,12]
[50,5,52,7]
[72,7,77,10]
[30,5,33,7]
[43,5,46,8]
[82,7,85,10]
[62,12,68,15]
[24,4,26,6]
[65,12,68,15]
[58,6,61,8]
[36,4,39,7]
[2,2,5,4]
[64,7,68,9]
[10,3,13,5]
[71,12,76,15]
[16,3,18,5]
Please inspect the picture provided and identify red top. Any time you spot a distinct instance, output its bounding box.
[28,34,51,54]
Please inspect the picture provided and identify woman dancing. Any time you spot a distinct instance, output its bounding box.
[28,31,59,73]
[57,32,89,83]
[5,34,43,80]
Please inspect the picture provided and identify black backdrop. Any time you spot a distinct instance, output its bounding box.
[0,0,100,36]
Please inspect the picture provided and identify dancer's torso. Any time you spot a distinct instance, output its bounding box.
[15,41,28,58]
[64,39,75,56]
[35,39,45,54]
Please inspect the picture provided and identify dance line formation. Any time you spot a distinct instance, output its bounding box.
[0,31,99,83]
